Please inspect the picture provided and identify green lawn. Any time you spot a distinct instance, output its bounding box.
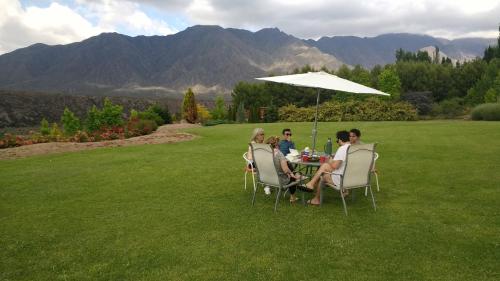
[1,121,499,281]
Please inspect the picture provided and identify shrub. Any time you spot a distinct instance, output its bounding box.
[439,98,465,118]
[149,104,172,124]
[61,107,81,136]
[40,118,50,136]
[50,123,64,141]
[471,103,500,121]
[197,103,212,123]
[402,92,433,115]
[68,131,88,142]
[98,127,125,140]
[30,133,50,144]
[0,133,17,148]
[126,118,158,137]
[85,99,124,132]
[138,108,164,126]
[278,98,417,122]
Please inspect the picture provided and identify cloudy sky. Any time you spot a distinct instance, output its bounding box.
[1,0,499,54]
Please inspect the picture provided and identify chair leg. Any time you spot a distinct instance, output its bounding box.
[369,185,377,211]
[340,189,348,216]
[251,172,256,192]
[244,171,247,190]
[274,188,282,212]
[252,183,259,206]
[364,186,368,196]
[374,172,380,192]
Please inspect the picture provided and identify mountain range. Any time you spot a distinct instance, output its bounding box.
[0,25,496,97]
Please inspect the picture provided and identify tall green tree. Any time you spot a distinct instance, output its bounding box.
[211,96,227,120]
[182,88,198,123]
[351,65,371,86]
[85,105,102,132]
[483,25,500,62]
[248,106,260,123]
[378,67,402,100]
[336,65,351,79]
[236,102,246,123]
[60,107,81,136]
[466,58,500,104]
[101,98,123,127]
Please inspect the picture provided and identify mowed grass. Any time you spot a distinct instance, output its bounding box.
[1,121,499,281]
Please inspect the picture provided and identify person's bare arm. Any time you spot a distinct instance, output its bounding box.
[328,160,342,171]
[280,159,293,176]
[247,145,253,161]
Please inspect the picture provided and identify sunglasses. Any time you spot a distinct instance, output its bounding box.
[285,133,292,136]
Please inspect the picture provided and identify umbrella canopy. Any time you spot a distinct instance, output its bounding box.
[255,71,389,153]
[256,71,389,96]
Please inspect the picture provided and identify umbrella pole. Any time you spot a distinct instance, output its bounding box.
[312,88,320,153]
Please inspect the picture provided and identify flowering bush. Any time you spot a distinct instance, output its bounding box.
[0,134,16,148]
[0,134,32,148]
[126,117,157,137]
[90,126,126,141]
[70,131,90,142]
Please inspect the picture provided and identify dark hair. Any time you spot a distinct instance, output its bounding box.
[336,130,350,142]
[350,128,361,137]
[282,128,291,135]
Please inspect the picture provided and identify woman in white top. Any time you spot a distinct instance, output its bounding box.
[247,128,265,164]
[247,128,271,195]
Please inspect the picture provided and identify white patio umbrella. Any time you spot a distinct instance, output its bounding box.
[256,71,390,153]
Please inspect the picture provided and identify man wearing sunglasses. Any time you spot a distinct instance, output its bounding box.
[279,128,296,156]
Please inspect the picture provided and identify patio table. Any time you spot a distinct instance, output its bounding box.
[288,153,332,177]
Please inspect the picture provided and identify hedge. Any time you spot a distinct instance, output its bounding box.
[471,103,500,121]
[279,98,417,122]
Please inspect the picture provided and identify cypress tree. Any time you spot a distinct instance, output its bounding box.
[182,88,198,123]
[236,102,246,123]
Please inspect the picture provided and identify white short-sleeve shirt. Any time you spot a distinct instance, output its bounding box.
[331,143,350,186]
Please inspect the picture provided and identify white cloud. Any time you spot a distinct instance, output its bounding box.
[0,0,178,54]
[0,0,498,55]
[0,0,104,54]
[158,0,500,39]
[76,0,177,36]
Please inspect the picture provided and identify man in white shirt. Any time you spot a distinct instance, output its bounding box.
[303,131,350,205]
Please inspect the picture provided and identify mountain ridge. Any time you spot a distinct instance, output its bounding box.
[0,25,495,97]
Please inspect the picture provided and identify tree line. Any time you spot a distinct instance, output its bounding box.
[224,27,500,120]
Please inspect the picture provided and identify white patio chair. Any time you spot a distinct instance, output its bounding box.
[319,143,377,215]
[242,152,256,191]
[250,143,305,212]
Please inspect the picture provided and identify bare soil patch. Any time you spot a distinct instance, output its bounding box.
[0,123,200,160]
